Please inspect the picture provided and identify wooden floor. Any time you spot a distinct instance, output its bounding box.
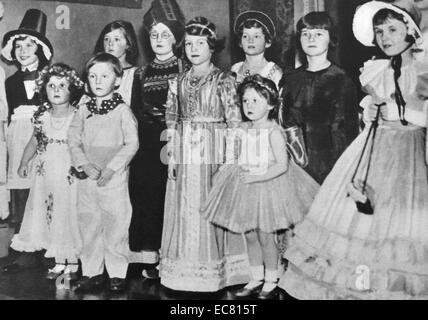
[0,252,295,300]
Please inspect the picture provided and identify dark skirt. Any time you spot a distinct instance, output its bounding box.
[129,121,168,252]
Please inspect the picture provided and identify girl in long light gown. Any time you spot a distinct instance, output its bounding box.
[160,16,251,292]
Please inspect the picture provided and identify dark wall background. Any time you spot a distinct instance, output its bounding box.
[1,0,413,88]
[0,0,231,78]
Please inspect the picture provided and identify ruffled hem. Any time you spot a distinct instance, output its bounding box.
[11,236,79,260]
[10,236,44,253]
[160,254,250,292]
[280,264,428,300]
[280,218,428,299]
[202,163,318,233]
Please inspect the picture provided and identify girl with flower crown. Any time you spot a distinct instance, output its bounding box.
[10,63,84,281]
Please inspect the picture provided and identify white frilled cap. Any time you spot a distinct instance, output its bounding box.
[353,0,422,47]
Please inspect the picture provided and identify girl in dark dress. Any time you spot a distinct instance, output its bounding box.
[128,0,188,279]
[279,12,359,183]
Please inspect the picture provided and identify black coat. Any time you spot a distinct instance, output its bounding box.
[5,70,41,124]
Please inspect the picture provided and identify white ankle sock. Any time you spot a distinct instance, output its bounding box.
[250,265,264,281]
[244,265,264,289]
[261,281,277,292]
[262,269,279,292]
[264,269,279,283]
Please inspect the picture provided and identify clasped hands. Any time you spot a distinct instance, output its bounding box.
[81,163,115,187]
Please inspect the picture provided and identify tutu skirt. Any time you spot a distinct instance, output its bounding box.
[202,161,319,233]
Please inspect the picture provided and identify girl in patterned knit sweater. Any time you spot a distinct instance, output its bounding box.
[128,0,189,279]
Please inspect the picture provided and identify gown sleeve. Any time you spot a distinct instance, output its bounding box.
[218,72,242,127]
[165,76,180,165]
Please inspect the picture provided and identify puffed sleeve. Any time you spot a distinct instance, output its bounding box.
[67,106,90,168]
[218,72,241,128]
[165,76,179,129]
[165,76,180,164]
[269,63,283,90]
[106,104,139,172]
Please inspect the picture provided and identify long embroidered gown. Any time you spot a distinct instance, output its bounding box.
[159,65,251,292]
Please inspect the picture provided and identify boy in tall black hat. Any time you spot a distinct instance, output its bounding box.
[2,8,53,272]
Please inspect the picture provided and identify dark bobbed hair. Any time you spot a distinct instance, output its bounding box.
[11,36,49,69]
[94,20,139,66]
[237,20,273,44]
[185,16,225,53]
[372,8,415,45]
[296,11,338,49]
[37,62,83,106]
[238,74,279,120]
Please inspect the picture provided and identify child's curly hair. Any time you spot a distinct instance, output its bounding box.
[35,63,84,105]
[238,74,279,120]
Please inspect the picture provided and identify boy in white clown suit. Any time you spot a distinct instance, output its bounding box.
[68,53,138,293]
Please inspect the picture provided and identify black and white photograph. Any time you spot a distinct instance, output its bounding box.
[0,0,427,308]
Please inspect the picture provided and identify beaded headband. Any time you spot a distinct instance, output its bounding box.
[35,64,84,92]
[250,78,278,97]
[185,23,216,39]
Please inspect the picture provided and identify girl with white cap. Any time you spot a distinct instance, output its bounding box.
[2,8,53,272]
[279,0,428,299]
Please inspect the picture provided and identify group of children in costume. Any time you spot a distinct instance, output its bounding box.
[0,0,427,300]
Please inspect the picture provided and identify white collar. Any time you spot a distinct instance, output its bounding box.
[21,60,39,72]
